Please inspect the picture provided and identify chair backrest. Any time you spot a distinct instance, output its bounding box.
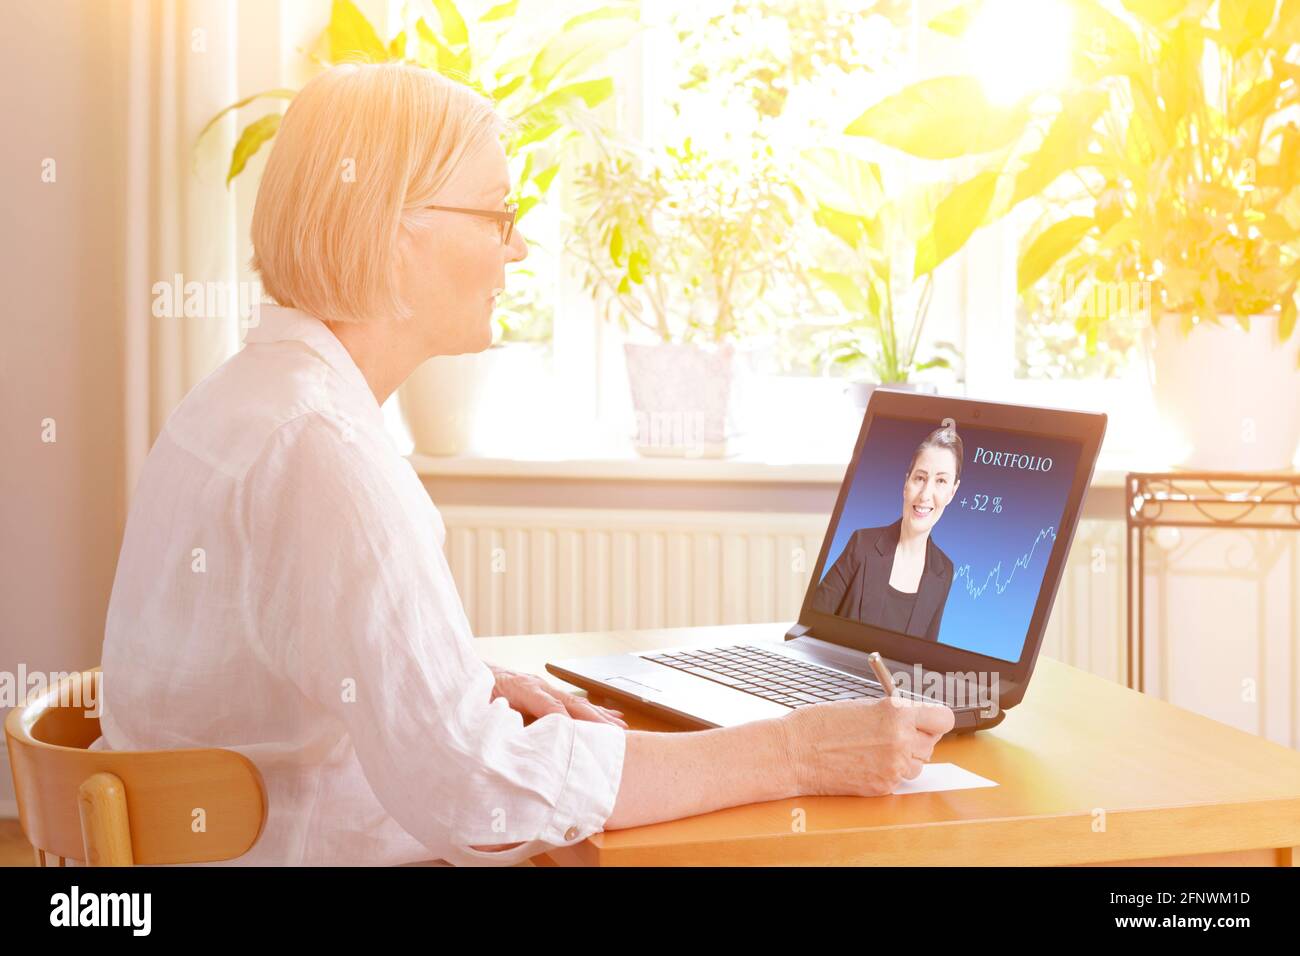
[4,669,267,866]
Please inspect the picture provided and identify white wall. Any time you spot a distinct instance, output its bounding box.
[0,0,129,813]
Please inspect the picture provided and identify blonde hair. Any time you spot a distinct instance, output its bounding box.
[251,63,504,324]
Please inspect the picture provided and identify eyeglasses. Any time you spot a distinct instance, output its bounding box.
[425,202,518,244]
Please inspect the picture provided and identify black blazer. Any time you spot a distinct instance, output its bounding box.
[809,519,954,641]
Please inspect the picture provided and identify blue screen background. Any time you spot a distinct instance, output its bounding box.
[818,415,1081,661]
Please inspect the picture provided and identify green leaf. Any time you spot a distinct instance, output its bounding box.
[430,0,470,46]
[1211,244,1243,282]
[416,18,471,78]
[1018,216,1095,292]
[525,78,614,117]
[227,113,281,185]
[491,75,526,102]
[915,171,1001,275]
[627,247,647,284]
[1095,216,1138,252]
[529,16,638,89]
[810,269,871,314]
[197,88,295,143]
[864,275,883,317]
[1125,73,1173,159]
[1012,92,1109,205]
[327,0,387,63]
[798,148,884,216]
[512,120,561,150]
[813,204,871,249]
[1071,0,1142,79]
[845,77,1029,159]
[1218,0,1275,55]
[1120,0,1187,27]
[1281,292,1297,342]
[532,162,561,194]
[913,356,952,371]
[519,150,536,189]
[927,1,979,37]
[564,3,639,30]
[481,1,519,22]
[1230,77,1284,126]
[1275,0,1300,49]
[610,224,626,265]
[412,19,437,69]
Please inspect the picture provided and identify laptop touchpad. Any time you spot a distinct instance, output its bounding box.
[605,675,664,695]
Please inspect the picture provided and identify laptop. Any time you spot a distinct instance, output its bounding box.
[547,389,1106,735]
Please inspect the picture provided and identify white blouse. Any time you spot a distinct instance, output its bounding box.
[98,303,626,866]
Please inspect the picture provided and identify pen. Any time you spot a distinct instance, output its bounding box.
[867,652,898,698]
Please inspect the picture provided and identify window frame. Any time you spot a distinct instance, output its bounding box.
[540,1,1158,459]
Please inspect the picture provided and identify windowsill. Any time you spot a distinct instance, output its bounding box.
[408,445,1147,488]
[401,376,1164,491]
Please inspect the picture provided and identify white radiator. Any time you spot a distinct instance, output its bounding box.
[439,506,830,638]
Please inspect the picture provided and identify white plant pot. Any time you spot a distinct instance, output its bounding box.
[469,342,553,455]
[1147,312,1300,471]
[623,341,738,458]
[398,351,487,456]
[843,380,939,410]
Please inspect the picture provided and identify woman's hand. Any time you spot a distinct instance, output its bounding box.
[778,695,955,796]
[487,664,628,728]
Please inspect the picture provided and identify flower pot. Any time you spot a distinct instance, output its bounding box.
[398,351,488,456]
[843,380,939,410]
[1147,312,1300,471]
[469,342,553,455]
[623,341,738,458]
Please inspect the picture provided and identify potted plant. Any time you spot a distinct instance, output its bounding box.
[568,137,802,456]
[795,146,959,405]
[202,0,639,455]
[844,0,1300,469]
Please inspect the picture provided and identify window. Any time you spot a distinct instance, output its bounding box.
[430,0,1155,460]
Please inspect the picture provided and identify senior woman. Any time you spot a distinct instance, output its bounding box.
[98,63,953,866]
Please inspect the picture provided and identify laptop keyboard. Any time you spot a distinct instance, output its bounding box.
[642,644,895,708]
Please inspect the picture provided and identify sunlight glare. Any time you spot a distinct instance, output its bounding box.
[966,0,1073,106]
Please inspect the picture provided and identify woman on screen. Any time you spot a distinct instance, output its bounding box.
[810,418,963,641]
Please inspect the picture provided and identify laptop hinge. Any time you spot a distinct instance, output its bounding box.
[784,623,812,642]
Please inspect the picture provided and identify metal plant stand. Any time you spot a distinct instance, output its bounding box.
[1125,471,1300,692]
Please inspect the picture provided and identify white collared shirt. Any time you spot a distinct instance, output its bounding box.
[98,304,626,866]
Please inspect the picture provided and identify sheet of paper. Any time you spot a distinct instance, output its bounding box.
[890,762,998,794]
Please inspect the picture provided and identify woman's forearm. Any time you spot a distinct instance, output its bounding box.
[603,718,798,830]
[468,719,796,852]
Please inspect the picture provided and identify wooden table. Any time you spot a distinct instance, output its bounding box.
[475,622,1300,867]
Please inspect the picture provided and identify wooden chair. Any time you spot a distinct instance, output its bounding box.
[4,668,266,866]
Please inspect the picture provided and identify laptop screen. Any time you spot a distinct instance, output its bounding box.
[809,412,1082,663]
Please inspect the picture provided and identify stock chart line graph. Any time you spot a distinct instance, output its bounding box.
[953,526,1058,599]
